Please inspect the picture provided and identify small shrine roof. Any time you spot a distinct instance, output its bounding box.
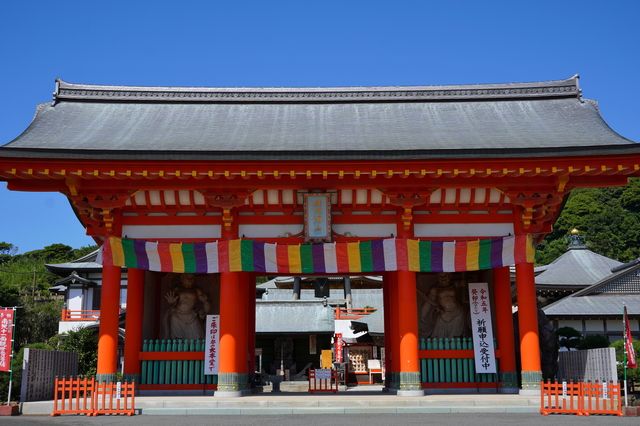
[535,246,621,289]
[2,76,638,161]
[45,249,104,275]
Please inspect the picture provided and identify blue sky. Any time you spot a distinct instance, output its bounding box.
[1,1,639,253]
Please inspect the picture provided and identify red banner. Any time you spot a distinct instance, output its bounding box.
[334,333,344,363]
[0,308,14,372]
[624,306,636,369]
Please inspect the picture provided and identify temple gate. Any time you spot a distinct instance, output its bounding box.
[1,76,639,396]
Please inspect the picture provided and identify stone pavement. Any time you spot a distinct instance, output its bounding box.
[21,387,540,416]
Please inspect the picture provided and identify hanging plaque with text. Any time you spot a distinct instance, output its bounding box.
[304,193,332,242]
[467,283,497,374]
[204,315,220,375]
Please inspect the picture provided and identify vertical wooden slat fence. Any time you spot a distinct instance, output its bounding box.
[308,369,338,393]
[51,377,135,416]
[540,380,622,416]
[419,337,498,388]
[140,338,217,388]
[580,381,623,416]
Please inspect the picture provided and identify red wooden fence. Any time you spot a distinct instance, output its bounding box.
[540,380,622,416]
[51,376,135,416]
[308,369,338,394]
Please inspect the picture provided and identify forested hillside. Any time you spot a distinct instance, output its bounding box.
[536,178,640,265]
[0,243,97,349]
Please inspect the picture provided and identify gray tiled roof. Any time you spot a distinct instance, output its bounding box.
[45,249,104,275]
[2,77,638,160]
[257,288,384,334]
[543,259,640,317]
[535,248,621,288]
[256,301,334,333]
[543,294,640,316]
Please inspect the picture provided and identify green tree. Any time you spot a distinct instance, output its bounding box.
[610,339,640,382]
[49,327,98,376]
[537,178,640,264]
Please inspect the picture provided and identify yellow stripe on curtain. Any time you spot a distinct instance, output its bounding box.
[407,239,420,272]
[109,237,125,267]
[466,240,480,271]
[347,242,361,272]
[228,239,242,272]
[169,243,185,273]
[288,245,302,273]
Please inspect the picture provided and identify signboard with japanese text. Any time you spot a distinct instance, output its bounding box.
[304,193,332,242]
[0,308,14,372]
[204,315,220,375]
[467,283,496,374]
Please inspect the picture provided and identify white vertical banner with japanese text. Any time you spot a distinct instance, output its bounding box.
[0,308,14,372]
[468,283,497,374]
[204,315,220,375]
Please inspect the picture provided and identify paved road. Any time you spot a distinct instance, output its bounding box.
[3,414,638,425]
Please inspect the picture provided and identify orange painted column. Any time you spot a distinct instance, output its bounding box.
[386,271,400,389]
[395,269,423,395]
[247,274,256,384]
[493,266,517,392]
[382,273,391,389]
[515,261,542,391]
[96,264,122,382]
[216,270,249,396]
[123,268,145,382]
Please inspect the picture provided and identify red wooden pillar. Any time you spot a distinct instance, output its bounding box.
[382,274,391,389]
[123,268,145,383]
[216,271,250,396]
[516,261,542,391]
[97,264,122,382]
[395,269,423,395]
[386,271,400,390]
[493,266,517,392]
[247,274,257,384]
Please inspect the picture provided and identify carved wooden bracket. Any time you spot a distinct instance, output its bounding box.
[67,190,135,234]
[201,190,253,229]
[505,190,564,231]
[384,190,430,232]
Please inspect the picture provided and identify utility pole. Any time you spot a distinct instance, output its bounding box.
[31,269,36,301]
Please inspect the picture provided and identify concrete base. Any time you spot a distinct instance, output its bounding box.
[499,387,520,394]
[140,390,214,396]
[519,389,541,396]
[396,389,425,397]
[214,389,252,398]
[21,393,541,416]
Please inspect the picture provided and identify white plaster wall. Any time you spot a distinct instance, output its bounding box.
[557,320,583,331]
[239,224,303,238]
[606,319,624,332]
[413,223,514,237]
[332,224,397,238]
[58,321,96,334]
[84,289,93,310]
[67,289,83,311]
[584,320,605,332]
[122,225,221,239]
